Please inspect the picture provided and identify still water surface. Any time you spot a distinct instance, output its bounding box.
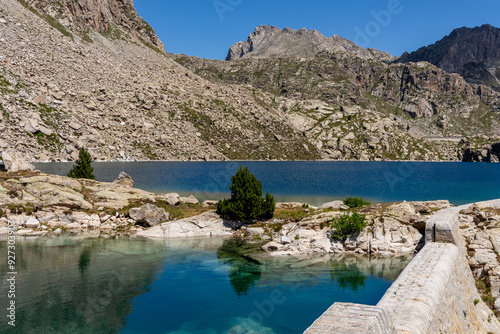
[0,237,412,334]
[35,161,500,206]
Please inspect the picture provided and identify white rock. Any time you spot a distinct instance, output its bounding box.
[1,150,35,172]
[179,195,199,205]
[246,227,264,235]
[281,236,291,244]
[319,200,348,210]
[25,217,40,229]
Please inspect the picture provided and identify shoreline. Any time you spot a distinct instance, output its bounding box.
[31,158,473,163]
[3,168,500,319]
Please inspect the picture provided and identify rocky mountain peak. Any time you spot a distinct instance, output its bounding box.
[23,0,164,51]
[225,25,394,62]
[398,24,500,90]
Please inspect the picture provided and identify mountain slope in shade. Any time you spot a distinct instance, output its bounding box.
[226,25,394,62]
[399,24,500,90]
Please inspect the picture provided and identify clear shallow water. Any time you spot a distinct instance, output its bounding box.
[35,161,500,206]
[0,237,412,334]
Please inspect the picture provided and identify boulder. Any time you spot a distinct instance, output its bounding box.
[113,171,134,187]
[320,200,348,210]
[1,151,35,172]
[386,202,416,224]
[246,227,264,235]
[136,211,233,238]
[179,195,199,205]
[129,203,169,227]
[163,193,180,206]
[25,217,40,229]
[276,202,303,209]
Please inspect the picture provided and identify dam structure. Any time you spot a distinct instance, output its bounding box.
[305,204,500,334]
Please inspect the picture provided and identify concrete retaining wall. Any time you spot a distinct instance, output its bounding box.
[305,209,500,334]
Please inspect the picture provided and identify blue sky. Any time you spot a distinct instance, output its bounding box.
[134,0,500,60]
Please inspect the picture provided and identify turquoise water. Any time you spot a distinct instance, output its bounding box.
[35,161,500,206]
[0,237,412,334]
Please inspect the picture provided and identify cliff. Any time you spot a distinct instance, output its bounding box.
[399,24,500,90]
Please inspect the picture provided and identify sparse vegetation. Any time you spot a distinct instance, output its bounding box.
[331,212,367,240]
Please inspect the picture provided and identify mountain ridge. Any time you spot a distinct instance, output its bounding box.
[399,24,500,90]
[225,25,394,62]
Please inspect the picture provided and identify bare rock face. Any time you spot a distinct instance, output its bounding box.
[136,211,236,238]
[399,24,500,90]
[113,171,134,187]
[129,203,169,227]
[459,140,500,162]
[1,151,35,172]
[25,0,165,51]
[226,25,394,62]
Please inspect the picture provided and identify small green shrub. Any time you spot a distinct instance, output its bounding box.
[343,196,370,208]
[331,212,367,240]
[216,166,275,222]
[67,147,96,180]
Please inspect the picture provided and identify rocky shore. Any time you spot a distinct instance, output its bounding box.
[3,161,500,316]
[0,157,449,257]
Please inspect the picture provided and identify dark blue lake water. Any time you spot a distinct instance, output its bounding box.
[35,161,500,206]
[0,237,411,334]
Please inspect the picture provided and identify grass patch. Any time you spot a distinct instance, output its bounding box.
[18,0,73,38]
[273,208,310,222]
[81,29,93,44]
[102,24,123,40]
[476,278,499,316]
[131,142,158,160]
[34,132,61,153]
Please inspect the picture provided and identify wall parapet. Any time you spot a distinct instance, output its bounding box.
[304,209,500,334]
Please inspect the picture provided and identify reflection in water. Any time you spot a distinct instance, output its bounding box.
[330,262,366,291]
[0,237,414,334]
[217,239,263,296]
[0,237,165,334]
[78,246,92,274]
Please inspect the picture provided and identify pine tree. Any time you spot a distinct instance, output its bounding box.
[216,166,275,222]
[67,147,96,180]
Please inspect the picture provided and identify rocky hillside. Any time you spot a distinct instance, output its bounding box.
[399,24,500,91]
[2,0,500,162]
[175,42,500,160]
[0,0,320,162]
[226,25,394,62]
[22,0,164,51]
